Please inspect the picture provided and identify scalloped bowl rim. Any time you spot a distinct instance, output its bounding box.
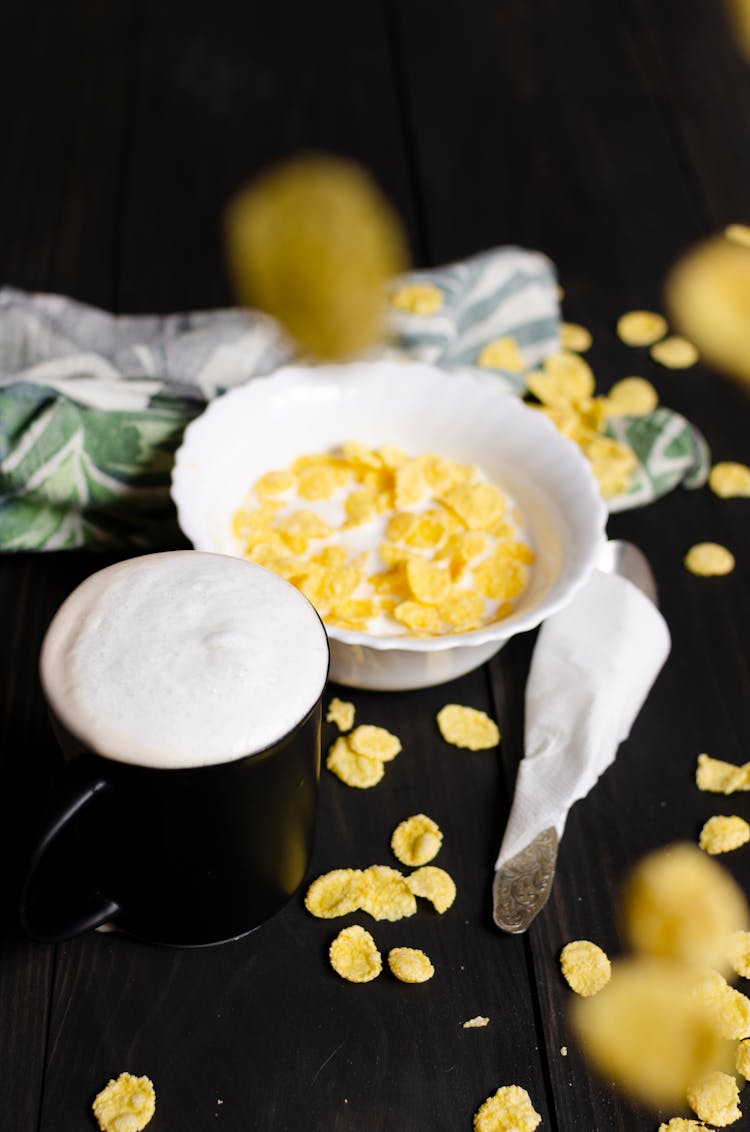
[171,361,608,654]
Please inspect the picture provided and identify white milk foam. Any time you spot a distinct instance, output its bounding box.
[40,552,329,769]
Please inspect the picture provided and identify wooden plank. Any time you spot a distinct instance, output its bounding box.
[0,1,136,1124]
[0,1,137,307]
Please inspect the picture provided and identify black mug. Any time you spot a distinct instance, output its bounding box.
[19,552,329,947]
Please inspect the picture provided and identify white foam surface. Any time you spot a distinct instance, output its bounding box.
[41,552,329,768]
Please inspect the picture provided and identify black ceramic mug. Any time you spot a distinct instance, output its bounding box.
[20,552,330,947]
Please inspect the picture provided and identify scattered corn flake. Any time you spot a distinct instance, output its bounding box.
[305,868,363,919]
[687,1070,741,1127]
[616,310,668,347]
[463,1017,490,1029]
[473,1085,541,1132]
[560,322,593,353]
[404,511,449,549]
[560,1046,568,1057]
[725,223,750,248]
[601,376,659,416]
[584,435,638,499]
[326,736,385,789]
[407,865,456,913]
[696,753,750,795]
[436,704,500,750]
[700,815,750,855]
[348,724,402,762]
[391,814,443,867]
[387,946,435,983]
[527,355,595,406]
[343,485,377,527]
[693,969,750,1039]
[325,697,355,733]
[476,336,525,372]
[651,335,699,368]
[737,1037,750,1078]
[329,924,382,983]
[709,461,750,498]
[658,1121,710,1132]
[277,509,332,542]
[390,282,444,315]
[728,931,750,978]
[560,940,612,997]
[621,842,750,971]
[92,1073,156,1132]
[358,865,417,921]
[571,958,726,1108]
[684,542,735,577]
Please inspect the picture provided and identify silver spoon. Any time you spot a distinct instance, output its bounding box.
[492,540,658,933]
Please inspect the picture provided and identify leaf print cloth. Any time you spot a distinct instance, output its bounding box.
[0,248,708,550]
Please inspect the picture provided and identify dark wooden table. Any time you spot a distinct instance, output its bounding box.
[3,2,750,1129]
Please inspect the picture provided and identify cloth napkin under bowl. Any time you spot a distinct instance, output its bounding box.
[0,247,708,550]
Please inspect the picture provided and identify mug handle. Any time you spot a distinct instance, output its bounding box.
[20,761,121,942]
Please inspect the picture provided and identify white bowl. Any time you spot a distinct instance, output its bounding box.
[171,362,607,690]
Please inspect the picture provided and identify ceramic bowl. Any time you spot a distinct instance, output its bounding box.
[171,361,607,690]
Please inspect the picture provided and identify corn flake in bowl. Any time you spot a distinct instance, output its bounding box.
[171,362,607,689]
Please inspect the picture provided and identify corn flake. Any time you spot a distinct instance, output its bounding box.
[436,704,500,750]
[700,815,750,855]
[685,542,735,577]
[728,931,750,978]
[253,469,295,497]
[348,724,402,762]
[693,969,750,1039]
[305,869,363,918]
[709,461,750,498]
[601,376,659,416]
[442,482,506,531]
[651,335,699,368]
[388,946,435,983]
[358,865,417,921]
[737,1037,750,1078]
[560,322,593,353]
[326,736,385,789]
[572,958,726,1109]
[438,589,485,632]
[326,698,355,732]
[407,865,456,913]
[405,556,451,604]
[696,753,750,795]
[393,600,442,633]
[687,1070,741,1126]
[473,1085,541,1132]
[659,1121,711,1132]
[391,814,443,867]
[560,940,611,997]
[726,223,750,248]
[390,282,443,315]
[463,1016,490,1029]
[621,842,750,971]
[92,1073,156,1132]
[477,336,525,372]
[616,309,668,346]
[329,924,382,983]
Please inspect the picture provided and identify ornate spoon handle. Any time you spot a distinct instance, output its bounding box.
[492,827,558,933]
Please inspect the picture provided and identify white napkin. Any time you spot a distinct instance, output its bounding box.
[495,569,671,870]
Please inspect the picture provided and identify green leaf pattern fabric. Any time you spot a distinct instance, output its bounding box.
[0,248,709,550]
